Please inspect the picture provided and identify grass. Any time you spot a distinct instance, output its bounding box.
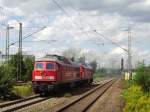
[93,72,104,81]
[122,65,150,112]
[122,79,150,112]
[11,82,34,98]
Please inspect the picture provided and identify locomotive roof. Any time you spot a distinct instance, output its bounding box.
[37,55,64,61]
[36,54,92,69]
[36,54,80,67]
[79,63,92,69]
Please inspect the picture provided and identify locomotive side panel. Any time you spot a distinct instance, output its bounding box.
[55,63,62,83]
[80,65,93,81]
[80,65,85,79]
[61,65,80,83]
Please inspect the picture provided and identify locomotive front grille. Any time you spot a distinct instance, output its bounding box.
[35,75,54,80]
[35,76,42,80]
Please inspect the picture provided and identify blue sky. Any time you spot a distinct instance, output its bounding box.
[0,0,150,68]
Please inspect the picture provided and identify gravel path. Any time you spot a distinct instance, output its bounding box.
[87,79,124,112]
[16,83,99,112]
[54,79,115,112]
[16,97,68,112]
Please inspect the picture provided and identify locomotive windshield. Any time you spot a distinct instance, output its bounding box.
[36,63,44,70]
[46,63,54,70]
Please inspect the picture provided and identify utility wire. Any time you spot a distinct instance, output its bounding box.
[0,23,7,27]
[67,0,104,32]
[51,0,86,32]
[0,6,7,27]
[23,27,46,40]
[65,0,130,51]
[9,26,46,46]
[22,39,57,43]
[52,0,112,48]
[22,26,47,29]
[51,0,129,54]
[15,0,86,49]
[93,30,128,53]
[51,0,99,49]
[51,0,95,46]
[67,0,82,23]
[52,0,78,28]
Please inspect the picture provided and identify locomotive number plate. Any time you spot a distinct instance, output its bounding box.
[35,76,42,79]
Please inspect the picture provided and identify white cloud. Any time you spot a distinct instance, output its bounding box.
[8,20,19,27]
[1,0,150,67]
[110,46,126,55]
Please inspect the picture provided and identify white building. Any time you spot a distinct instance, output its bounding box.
[0,51,35,65]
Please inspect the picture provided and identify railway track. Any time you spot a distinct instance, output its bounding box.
[51,78,116,112]
[0,94,49,112]
[0,78,115,112]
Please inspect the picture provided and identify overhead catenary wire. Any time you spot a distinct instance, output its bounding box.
[2,1,130,58]
[0,6,49,48]
[51,0,80,29]
[51,0,92,37]
[21,26,47,29]
[52,0,126,50]
[66,0,82,24]
[6,0,88,51]
[22,39,57,43]
[51,0,107,52]
[23,1,129,57]
[64,0,132,55]
[9,26,46,46]
[0,6,7,27]
[67,0,105,32]
[93,30,129,53]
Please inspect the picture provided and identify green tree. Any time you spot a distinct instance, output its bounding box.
[8,53,27,81]
[90,60,97,73]
[0,53,34,97]
[24,57,34,81]
[0,64,15,97]
[134,65,150,92]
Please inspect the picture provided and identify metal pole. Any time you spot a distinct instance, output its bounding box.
[5,26,7,62]
[8,26,10,60]
[128,26,132,75]
[18,23,22,81]
[5,25,9,63]
[121,58,124,71]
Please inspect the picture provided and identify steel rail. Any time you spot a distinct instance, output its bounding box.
[52,78,116,112]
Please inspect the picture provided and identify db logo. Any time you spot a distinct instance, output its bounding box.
[41,71,47,77]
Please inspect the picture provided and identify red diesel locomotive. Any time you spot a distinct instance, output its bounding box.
[32,55,93,94]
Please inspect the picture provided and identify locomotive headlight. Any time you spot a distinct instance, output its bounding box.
[46,76,54,80]
[50,76,54,80]
[35,76,42,80]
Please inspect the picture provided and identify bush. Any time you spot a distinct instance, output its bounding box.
[11,82,34,98]
[24,57,34,81]
[0,64,15,97]
[123,85,150,112]
[134,65,150,92]
[123,65,150,112]
[0,53,34,98]
[7,53,35,81]
[8,53,27,81]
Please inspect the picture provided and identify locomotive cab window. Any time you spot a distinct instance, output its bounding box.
[36,63,44,70]
[46,63,54,70]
